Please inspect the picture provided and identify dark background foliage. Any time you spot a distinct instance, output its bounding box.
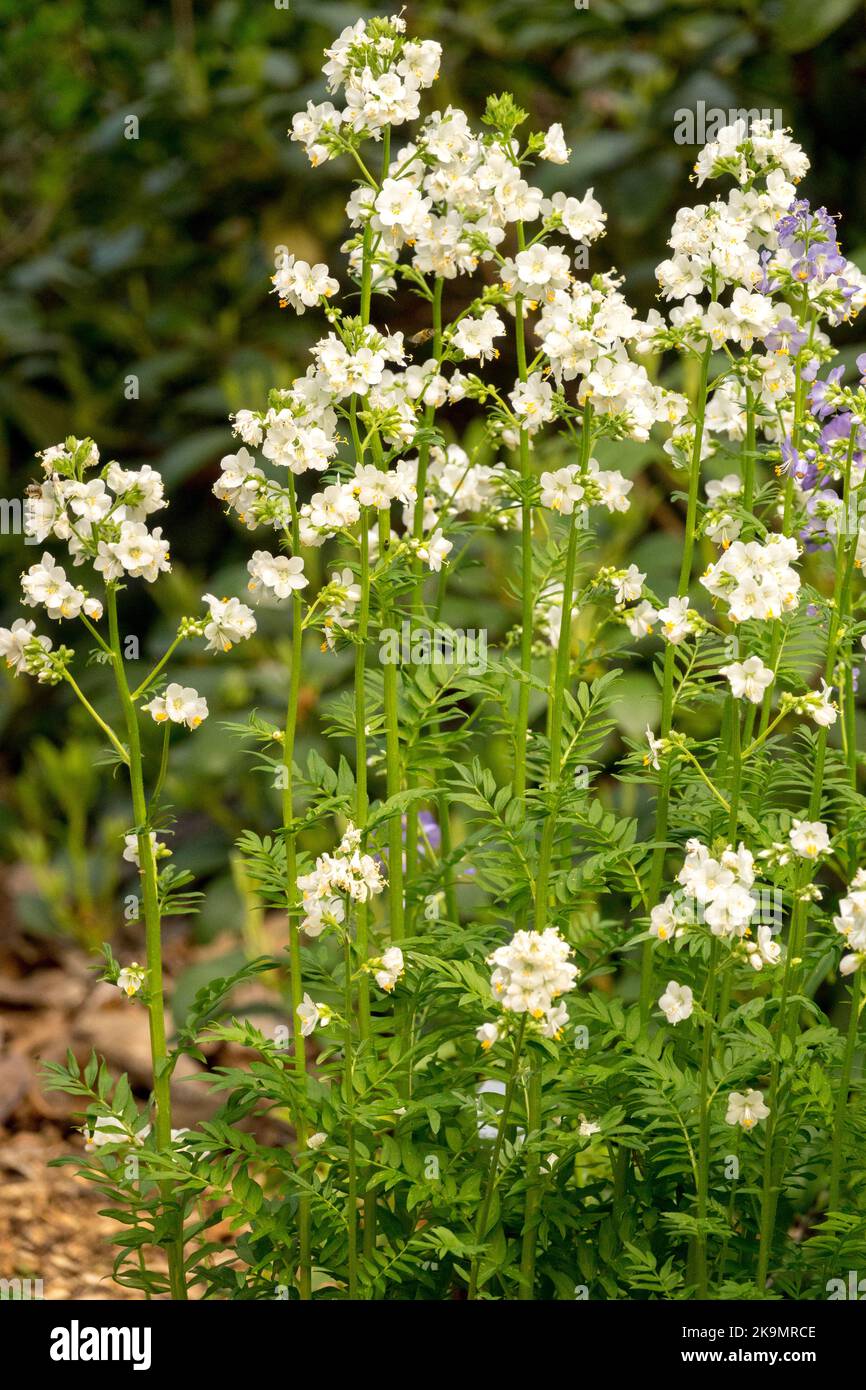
[2,0,865,954]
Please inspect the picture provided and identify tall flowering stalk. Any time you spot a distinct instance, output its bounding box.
[2,439,258,1297]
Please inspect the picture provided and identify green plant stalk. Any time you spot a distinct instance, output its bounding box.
[755,866,805,1291]
[517,410,592,1298]
[354,520,372,1033]
[438,787,458,923]
[828,967,864,1208]
[347,204,379,1244]
[343,934,359,1299]
[467,1016,526,1300]
[517,1048,543,1300]
[695,939,718,1298]
[642,342,712,1023]
[715,696,743,1028]
[405,275,444,933]
[283,476,312,1300]
[512,221,533,802]
[106,587,186,1301]
[534,410,592,928]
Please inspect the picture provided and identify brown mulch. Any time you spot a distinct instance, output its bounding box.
[0,901,293,1299]
[0,1127,151,1300]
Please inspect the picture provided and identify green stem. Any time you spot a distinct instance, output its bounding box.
[695,940,718,1298]
[405,275,444,933]
[642,343,712,1024]
[343,935,359,1299]
[513,224,533,801]
[467,1017,526,1299]
[517,1048,543,1300]
[283,476,312,1300]
[62,670,130,765]
[828,968,863,1209]
[106,587,186,1301]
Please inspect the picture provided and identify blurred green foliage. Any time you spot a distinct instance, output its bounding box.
[2,0,865,956]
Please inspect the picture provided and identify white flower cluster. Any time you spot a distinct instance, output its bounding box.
[486,927,579,1038]
[0,618,54,681]
[648,116,866,465]
[272,254,339,313]
[201,594,257,654]
[537,276,687,442]
[296,822,385,937]
[652,839,761,943]
[370,946,405,993]
[291,15,441,166]
[26,442,171,585]
[538,457,634,518]
[143,683,208,731]
[21,553,103,624]
[247,551,308,601]
[833,870,866,975]
[700,535,801,623]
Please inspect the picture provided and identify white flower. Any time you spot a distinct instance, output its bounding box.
[297,993,332,1037]
[0,618,38,674]
[719,655,774,704]
[644,725,664,771]
[452,308,505,361]
[542,189,606,242]
[624,600,658,638]
[658,980,693,1024]
[375,946,405,993]
[143,682,208,730]
[725,1089,770,1130]
[307,1131,327,1150]
[21,553,83,620]
[657,596,695,644]
[540,123,570,164]
[85,1115,143,1151]
[804,679,837,728]
[650,897,676,942]
[510,372,556,430]
[612,565,645,605]
[832,875,866,951]
[789,819,830,860]
[300,894,345,939]
[578,1116,601,1138]
[417,528,452,572]
[540,466,584,515]
[374,177,432,240]
[476,1023,499,1051]
[116,962,146,998]
[123,831,171,868]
